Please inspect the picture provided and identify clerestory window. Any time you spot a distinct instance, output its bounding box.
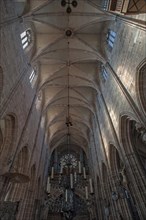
[107,30,116,49]
[102,67,109,82]
[20,29,31,49]
[29,69,36,85]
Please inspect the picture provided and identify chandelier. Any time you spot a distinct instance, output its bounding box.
[61,0,78,14]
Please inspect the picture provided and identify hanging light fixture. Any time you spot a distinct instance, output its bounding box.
[72,0,78,7]
[61,0,66,7]
[61,0,78,14]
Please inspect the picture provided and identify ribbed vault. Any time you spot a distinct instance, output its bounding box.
[22,0,115,152]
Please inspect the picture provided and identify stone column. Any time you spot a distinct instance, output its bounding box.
[125,153,146,219]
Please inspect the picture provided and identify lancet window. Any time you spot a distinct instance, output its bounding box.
[107,30,116,48]
[20,29,31,49]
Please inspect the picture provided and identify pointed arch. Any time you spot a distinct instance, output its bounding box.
[96,175,104,219]
[109,144,123,173]
[136,59,146,116]
[120,114,146,218]
[0,66,3,100]
[101,162,108,184]
[120,114,136,154]
[14,0,28,16]
[12,146,29,174]
[0,114,17,164]
[120,114,146,172]
[30,164,36,186]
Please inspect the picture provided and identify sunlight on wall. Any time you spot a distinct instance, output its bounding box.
[109,108,118,129]
[41,116,45,129]
[101,132,108,153]
[117,66,134,93]
[0,119,5,137]
[35,92,42,111]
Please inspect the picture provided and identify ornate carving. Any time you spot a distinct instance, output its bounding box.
[0,201,19,220]
[119,166,128,186]
[1,172,30,183]
[103,200,110,219]
[111,191,118,201]
[135,122,146,144]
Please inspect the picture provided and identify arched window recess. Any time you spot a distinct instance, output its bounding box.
[29,66,38,88]
[106,29,116,49]
[20,29,31,50]
[29,69,36,83]
[136,60,146,115]
[100,64,109,83]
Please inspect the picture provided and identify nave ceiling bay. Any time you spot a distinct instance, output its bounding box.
[20,0,115,152]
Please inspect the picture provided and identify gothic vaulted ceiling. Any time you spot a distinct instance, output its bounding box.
[21,0,115,152]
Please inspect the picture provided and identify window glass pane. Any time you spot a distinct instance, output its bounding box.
[29,70,35,80]
[103,72,106,79]
[108,40,113,48]
[20,31,26,39]
[23,42,28,49]
[21,29,31,50]
[30,75,33,83]
[110,30,116,37]
[102,68,109,81]
[29,70,36,84]
[108,35,115,43]
[22,37,28,44]
[30,73,35,83]
[30,76,34,83]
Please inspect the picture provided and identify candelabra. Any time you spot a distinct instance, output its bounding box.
[46,162,94,220]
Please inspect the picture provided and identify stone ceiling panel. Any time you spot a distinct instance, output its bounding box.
[25,0,109,152]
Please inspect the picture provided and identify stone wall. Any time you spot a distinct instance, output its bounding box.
[91,13,146,220]
[0,1,48,220]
